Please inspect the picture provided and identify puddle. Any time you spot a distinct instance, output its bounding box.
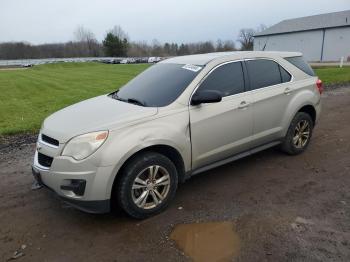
[170,221,240,262]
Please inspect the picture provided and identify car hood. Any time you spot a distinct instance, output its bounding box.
[42,95,158,143]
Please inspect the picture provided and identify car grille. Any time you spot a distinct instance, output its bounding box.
[38,152,53,168]
[41,134,59,147]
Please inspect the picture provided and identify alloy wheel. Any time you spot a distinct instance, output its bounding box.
[131,165,171,209]
[293,119,310,148]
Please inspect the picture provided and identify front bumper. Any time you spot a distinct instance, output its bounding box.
[32,149,115,214]
[32,165,111,214]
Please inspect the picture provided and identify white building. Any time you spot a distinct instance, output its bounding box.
[254,10,350,62]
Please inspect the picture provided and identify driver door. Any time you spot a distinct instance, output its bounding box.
[189,61,253,170]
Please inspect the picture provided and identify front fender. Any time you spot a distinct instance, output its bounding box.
[98,110,191,199]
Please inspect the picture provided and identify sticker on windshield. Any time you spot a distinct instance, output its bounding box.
[182,64,202,72]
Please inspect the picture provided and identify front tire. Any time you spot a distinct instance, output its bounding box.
[281,112,314,155]
[116,152,178,219]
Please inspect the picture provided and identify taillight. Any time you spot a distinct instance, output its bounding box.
[316,79,323,94]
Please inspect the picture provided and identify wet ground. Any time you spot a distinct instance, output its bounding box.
[1,87,350,261]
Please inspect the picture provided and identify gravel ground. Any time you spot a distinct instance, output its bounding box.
[0,87,349,261]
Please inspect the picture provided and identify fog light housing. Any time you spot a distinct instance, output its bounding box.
[60,180,86,196]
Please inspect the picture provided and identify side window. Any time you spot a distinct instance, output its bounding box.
[198,62,245,97]
[246,59,282,90]
[279,66,292,83]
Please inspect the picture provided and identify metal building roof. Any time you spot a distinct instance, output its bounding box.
[255,10,350,37]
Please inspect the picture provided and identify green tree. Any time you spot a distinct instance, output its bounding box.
[178,44,189,55]
[103,32,128,57]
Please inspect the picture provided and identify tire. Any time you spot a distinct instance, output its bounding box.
[281,112,314,155]
[116,152,178,219]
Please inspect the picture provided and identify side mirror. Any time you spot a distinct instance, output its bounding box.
[191,90,222,106]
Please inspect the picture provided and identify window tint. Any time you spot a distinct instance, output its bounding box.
[115,63,202,107]
[279,66,292,82]
[198,62,244,97]
[285,56,315,76]
[246,59,282,90]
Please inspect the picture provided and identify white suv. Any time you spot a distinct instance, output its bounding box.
[32,51,322,218]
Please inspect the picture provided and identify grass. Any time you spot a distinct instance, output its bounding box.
[314,67,350,85]
[0,62,150,135]
[0,62,349,136]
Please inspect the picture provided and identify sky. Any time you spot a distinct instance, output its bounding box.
[0,0,349,45]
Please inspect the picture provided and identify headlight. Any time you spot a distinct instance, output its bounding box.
[62,131,108,160]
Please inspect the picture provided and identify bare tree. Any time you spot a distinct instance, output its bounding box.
[216,39,236,52]
[151,39,164,56]
[237,28,255,50]
[74,26,94,42]
[222,40,236,51]
[109,25,129,41]
[73,26,100,56]
[127,41,152,57]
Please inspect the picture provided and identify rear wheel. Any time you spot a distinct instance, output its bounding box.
[116,152,178,219]
[281,112,314,155]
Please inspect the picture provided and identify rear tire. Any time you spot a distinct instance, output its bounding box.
[116,152,178,219]
[281,112,314,155]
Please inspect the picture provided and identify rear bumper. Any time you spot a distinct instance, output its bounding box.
[315,98,322,124]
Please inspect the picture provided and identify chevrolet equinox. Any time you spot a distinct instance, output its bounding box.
[32,51,322,218]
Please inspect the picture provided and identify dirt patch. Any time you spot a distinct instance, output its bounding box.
[0,133,37,156]
[0,87,350,261]
[324,83,350,90]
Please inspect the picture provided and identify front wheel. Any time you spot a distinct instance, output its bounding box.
[281,112,314,155]
[116,152,178,219]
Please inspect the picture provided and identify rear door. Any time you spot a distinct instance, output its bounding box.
[245,59,293,147]
[189,61,253,169]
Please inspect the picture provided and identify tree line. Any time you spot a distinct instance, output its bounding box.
[0,25,265,60]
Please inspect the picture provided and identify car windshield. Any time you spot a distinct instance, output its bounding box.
[112,63,203,107]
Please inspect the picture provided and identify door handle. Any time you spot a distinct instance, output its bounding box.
[238,101,249,109]
[284,88,292,95]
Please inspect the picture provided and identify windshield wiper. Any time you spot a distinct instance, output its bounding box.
[111,92,146,106]
[110,91,121,100]
[126,98,146,107]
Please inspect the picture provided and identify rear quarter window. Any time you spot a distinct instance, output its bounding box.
[285,56,315,76]
[279,66,292,82]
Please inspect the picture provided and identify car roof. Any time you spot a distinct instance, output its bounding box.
[161,51,302,66]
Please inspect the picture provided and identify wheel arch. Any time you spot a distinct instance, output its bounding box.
[109,144,186,208]
[281,85,319,137]
[282,103,317,136]
[297,104,316,125]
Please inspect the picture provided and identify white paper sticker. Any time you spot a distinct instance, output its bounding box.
[182,64,202,72]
